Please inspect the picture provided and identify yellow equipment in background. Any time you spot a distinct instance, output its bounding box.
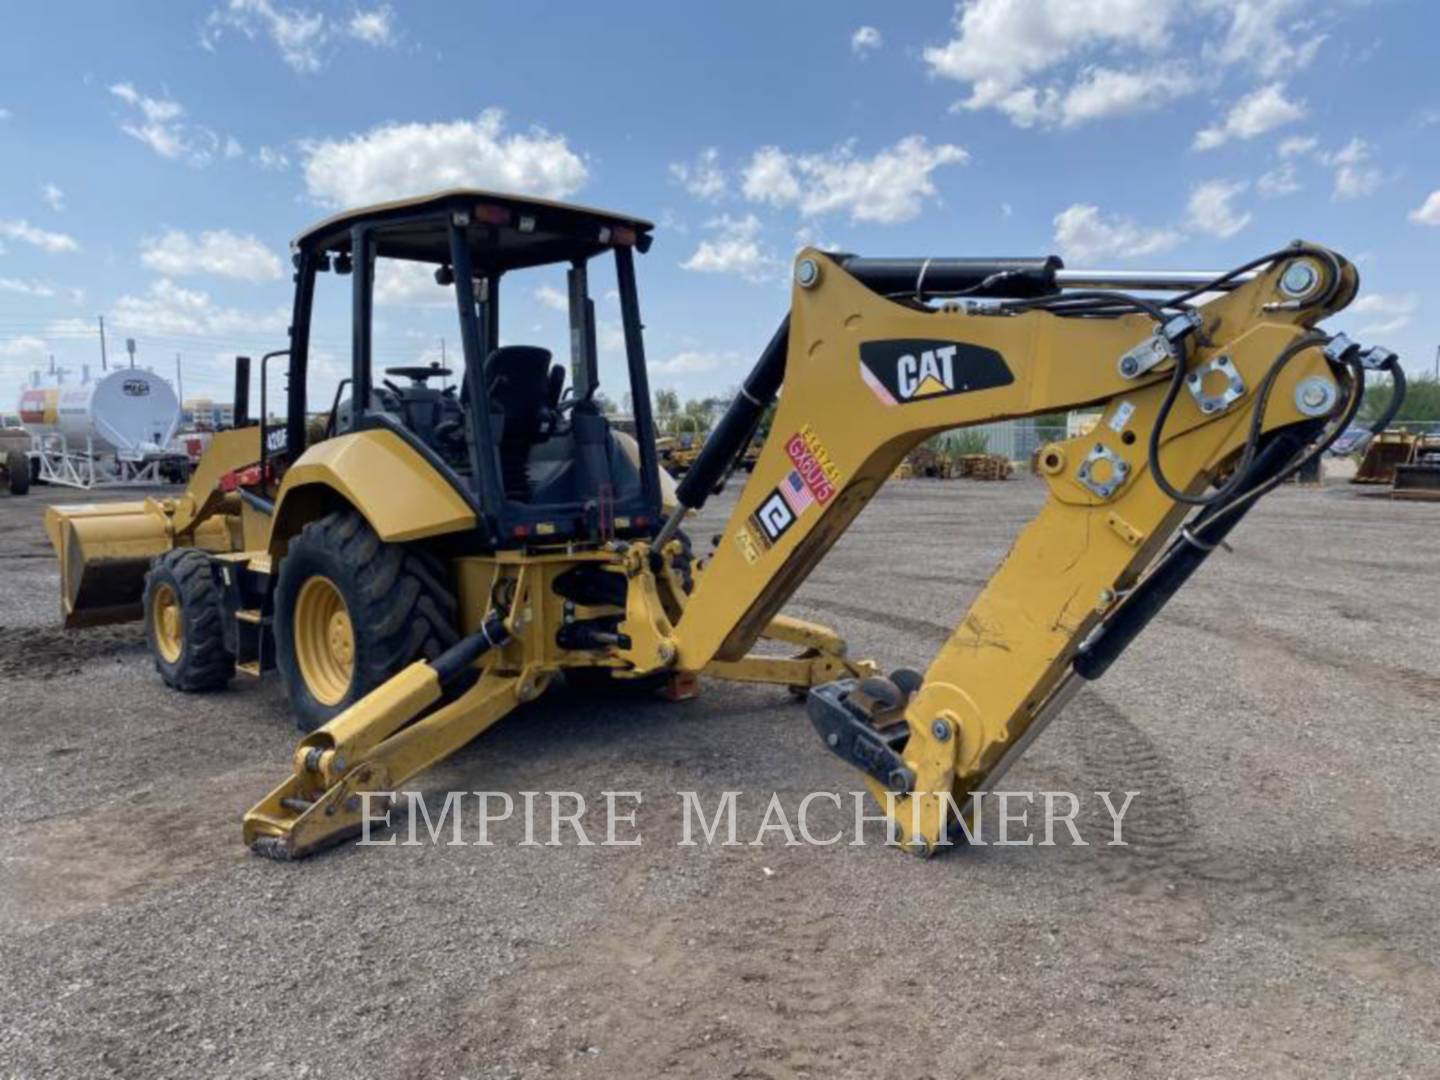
[1352,430,1418,484]
[42,189,1403,860]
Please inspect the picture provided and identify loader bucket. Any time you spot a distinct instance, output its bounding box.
[1351,431,1416,484]
[43,501,233,628]
[1392,462,1440,500]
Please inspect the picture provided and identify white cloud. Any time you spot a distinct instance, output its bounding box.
[954,66,1198,128]
[1409,190,1440,226]
[1321,137,1381,200]
[1350,292,1418,336]
[254,145,290,170]
[40,183,65,211]
[373,260,451,307]
[0,278,58,298]
[1052,204,1182,262]
[792,224,840,253]
[302,110,588,207]
[224,135,244,160]
[669,147,726,201]
[1185,179,1252,237]
[348,6,396,46]
[0,107,10,120]
[650,350,738,376]
[0,335,49,357]
[109,82,231,167]
[656,208,689,235]
[924,1,1336,128]
[140,229,283,281]
[109,278,289,338]
[1257,162,1300,198]
[1203,0,1326,78]
[202,0,397,72]
[1057,66,1197,126]
[925,0,1178,123]
[851,26,883,55]
[1277,133,1318,158]
[740,136,966,224]
[740,147,801,207]
[0,219,78,253]
[534,284,568,311]
[1193,82,1304,150]
[680,214,781,284]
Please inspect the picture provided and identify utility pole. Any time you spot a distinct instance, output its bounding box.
[439,337,448,391]
[98,315,109,371]
[126,338,136,369]
[175,353,184,404]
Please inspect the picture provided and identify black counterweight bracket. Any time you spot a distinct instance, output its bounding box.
[807,679,914,793]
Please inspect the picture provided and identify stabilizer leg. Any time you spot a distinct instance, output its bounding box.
[244,615,524,859]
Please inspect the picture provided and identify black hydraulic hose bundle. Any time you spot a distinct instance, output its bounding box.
[1075,342,1373,681]
[1147,331,1329,507]
[1366,358,1407,435]
[1071,425,1318,681]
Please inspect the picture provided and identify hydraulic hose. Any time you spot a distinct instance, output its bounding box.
[1367,359,1407,435]
[1073,425,1319,681]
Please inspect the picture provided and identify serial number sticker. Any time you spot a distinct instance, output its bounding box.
[1108,400,1136,433]
[735,525,761,565]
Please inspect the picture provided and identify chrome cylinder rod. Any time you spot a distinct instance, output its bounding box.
[1054,269,1259,292]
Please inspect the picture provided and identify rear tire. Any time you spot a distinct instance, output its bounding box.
[6,451,29,495]
[143,548,235,691]
[275,510,459,733]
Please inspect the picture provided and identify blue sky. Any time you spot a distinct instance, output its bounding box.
[1,0,1436,410]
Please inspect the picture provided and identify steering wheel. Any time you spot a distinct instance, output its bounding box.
[385,364,453,384]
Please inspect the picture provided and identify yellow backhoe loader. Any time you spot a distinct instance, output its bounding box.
[44,189,1404,859]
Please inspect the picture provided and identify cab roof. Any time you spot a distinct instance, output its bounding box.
[292,189,654,273]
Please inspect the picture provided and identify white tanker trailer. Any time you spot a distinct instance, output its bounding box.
[17,368,186,488]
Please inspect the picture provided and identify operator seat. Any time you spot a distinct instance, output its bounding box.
[486,345,558,500]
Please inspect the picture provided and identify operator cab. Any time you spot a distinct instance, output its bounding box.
[281,190,664,549]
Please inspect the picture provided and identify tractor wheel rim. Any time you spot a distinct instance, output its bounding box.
[294,576,354,706]
[152,582,183,663]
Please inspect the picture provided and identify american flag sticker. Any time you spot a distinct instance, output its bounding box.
[780,470,814,514]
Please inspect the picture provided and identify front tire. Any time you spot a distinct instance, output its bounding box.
[143,549,234,691]
[274,510,459,733]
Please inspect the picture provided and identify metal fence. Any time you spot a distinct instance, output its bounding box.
[952,421,1067,466]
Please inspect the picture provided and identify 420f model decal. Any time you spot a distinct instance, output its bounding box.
[859,338,1014,406]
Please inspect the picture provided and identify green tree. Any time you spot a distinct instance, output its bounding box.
[654,388,679,423]
[1360,373,1440,427]
[683,398,711,431]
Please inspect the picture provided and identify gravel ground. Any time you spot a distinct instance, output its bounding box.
[0,473,1437,1079]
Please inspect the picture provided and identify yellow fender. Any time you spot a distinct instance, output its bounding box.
[269,429,476,550]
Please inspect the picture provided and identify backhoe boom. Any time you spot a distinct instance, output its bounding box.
[663,244,1374,851]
